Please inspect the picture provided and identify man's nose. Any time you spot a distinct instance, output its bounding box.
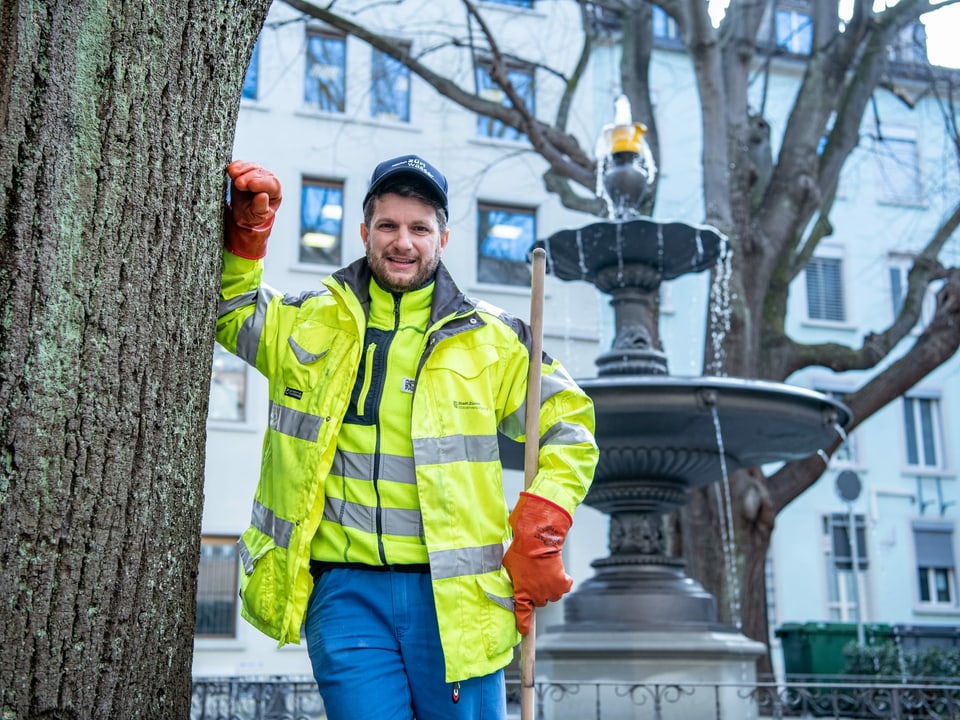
[395,227,415,248]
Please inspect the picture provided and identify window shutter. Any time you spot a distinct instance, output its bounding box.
[806,257,846,321]
[913,521,956,569]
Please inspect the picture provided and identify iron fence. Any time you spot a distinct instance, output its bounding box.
[191,675,960,719]
[191,676,324,720]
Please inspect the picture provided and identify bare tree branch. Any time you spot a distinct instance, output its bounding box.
[770,266,960,510]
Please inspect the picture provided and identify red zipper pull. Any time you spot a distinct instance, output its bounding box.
[451,681,460,703]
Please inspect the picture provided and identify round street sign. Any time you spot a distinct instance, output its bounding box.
[836,469,862,502]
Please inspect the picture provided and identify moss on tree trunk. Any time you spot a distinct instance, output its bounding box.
[0,1,270,716]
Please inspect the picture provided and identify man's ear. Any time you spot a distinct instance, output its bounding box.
[360,222,370,249]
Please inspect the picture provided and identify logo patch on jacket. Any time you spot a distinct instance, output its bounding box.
[284,387,304,400]
[402,378,415,394]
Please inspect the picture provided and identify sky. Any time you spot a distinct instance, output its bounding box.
[704,1,960,69]
[922,3,960,68]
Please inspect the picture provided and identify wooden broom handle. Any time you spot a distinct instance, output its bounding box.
[520,247,546,720]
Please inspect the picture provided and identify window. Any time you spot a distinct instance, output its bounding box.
[823,513,869,622]
[195,536,239,638]
[889,259,907,317]
[828,513,869,572]
[805,256,846,322]
[652,6,681,46]
[477,203,535,286]
[209,343,247,422]
[775,8,812,55]
[902,393,946,470]
[300,179,344,266]
[875,131,922,205]
[913,521,956,606]
[305,30,345,113]
[371,48,410,122]
[476,60,534,141]
[888,254,939,328]
[242,41,260,101]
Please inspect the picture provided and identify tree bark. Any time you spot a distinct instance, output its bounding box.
[0,1,269,716]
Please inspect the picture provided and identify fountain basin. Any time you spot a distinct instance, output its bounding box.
[582,375,852,493]
[540,375,851,636]
[538,217,725,288]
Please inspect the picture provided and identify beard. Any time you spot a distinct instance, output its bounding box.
[366,241,443,293]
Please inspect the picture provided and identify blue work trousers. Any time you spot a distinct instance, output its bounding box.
[304,567,507,720]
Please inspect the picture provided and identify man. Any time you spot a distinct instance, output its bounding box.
[217,155,598,720]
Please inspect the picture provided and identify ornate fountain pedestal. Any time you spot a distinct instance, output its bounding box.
[534,377,849,719]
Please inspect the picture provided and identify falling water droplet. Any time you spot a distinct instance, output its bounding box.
[710,405,742,630]
[575,229,588,278]
[615,223,625,285]
[543,235,555,276]
[708,240,733,376]
[656,224,665,277]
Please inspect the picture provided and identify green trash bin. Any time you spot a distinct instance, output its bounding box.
[776,622,895,677]
[775,622,812,676]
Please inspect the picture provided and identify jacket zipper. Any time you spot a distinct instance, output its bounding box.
[372,293,402,566]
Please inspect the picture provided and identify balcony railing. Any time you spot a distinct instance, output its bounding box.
[191,675,960,720]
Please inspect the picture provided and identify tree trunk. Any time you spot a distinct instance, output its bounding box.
[0,1,269,716]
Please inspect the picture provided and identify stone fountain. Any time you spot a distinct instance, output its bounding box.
[528,98,852,719]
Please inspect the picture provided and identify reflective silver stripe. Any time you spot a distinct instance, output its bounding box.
[543,420,594,448]
[269,401,324,441]
[288,337,328,365]
[380,454,416,483]
[235,286,278,365]
[412,434,500,465]
[322,497,423,537]
[542,366,578,401]
[251,499,294,549]
[331,449,373,480]
[218,290,258,319]
[500,404,525,439]
[238,537,254,575]
[331,450,416,484]
[500,368,580,440]
[430,543,506,580]
[474,299,506,317]
[484,591,515,612]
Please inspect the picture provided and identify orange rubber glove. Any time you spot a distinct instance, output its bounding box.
[502,491,574,635]
[224,160,283,259]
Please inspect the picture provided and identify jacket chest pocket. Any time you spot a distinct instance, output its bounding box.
[426,344,500,384]
[281,324,355,394]
[421,344,501,423]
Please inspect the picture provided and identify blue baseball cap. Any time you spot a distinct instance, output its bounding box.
[363,154,449,216]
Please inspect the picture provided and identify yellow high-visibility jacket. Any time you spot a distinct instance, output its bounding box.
[216,251,598,682]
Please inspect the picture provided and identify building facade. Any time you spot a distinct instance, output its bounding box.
[193,0,960,680]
